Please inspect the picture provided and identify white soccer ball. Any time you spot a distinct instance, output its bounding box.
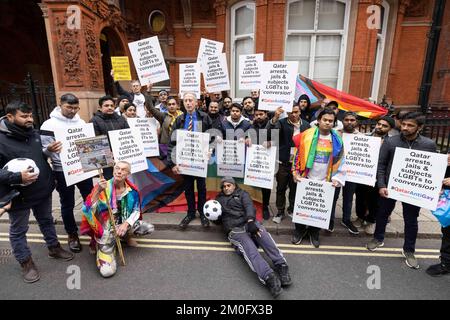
[203,200,222,221]
[3,158,40,186]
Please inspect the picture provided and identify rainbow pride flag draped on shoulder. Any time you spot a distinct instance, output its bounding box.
[295,74,387,119]
[80,178,141,239]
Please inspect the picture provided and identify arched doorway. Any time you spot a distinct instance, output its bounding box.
[100,27,126,95]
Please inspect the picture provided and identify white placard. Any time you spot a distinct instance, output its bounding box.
[239,54,264,90]
[128,36,169,85]
[216,140,246,178]
[387,147,447,211]
[176,131,210,178]
[108,128,148,174]
[127,118,160,158]
[54,124,97,186]
[244,145,277,189]
[196,38,224,70]
[292,180,335,229]
[342,134,381,186]
[258,61,299,112]
[179,63,201,99]
[202,53,231,93]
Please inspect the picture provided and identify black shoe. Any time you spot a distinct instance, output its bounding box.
[310,233,320,248]
[263,207,270,220]
[291,228,308,245]
[200,215,210,227]
[48,243,74,261]
[68,233,82,253]
[426,263,450,277]
[265,272,282,298]
[340,220,359,235]
[179,215,195,229]
[275,263,292,287]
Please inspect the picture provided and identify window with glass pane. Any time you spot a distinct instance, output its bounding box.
[285,0,348,89]
[231,2,255,98]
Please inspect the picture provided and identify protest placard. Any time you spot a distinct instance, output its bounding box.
[110,56,132,81]
[176,131,210,178]
[196,38,224,70]
[127,118,160,158]
[202,53,230,93]
[75,135,115,173]
[292,180,335,229]
[128,36,169,85]
[108,129,148,174]
[342,134,381,186]
[258,61,298,112]
[216,140,246,178]
[179,63,201,99]
[239,54,264,90]
[244,145,277,189]
[54,124,97,186]
[387,148,447,211]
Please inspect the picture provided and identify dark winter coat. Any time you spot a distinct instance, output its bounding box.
[0,117,55,210]
[90,111,129,136]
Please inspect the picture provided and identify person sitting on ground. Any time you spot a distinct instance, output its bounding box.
[80,161,154,278]
[215,177,292,298]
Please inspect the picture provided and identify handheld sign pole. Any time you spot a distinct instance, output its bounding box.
[98,168,126,266]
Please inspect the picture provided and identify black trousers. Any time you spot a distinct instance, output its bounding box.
[183,175,206,218]
[261,188,271,209]
[355,184,380,223]
[276,162,296,214]
[441,225,450,265]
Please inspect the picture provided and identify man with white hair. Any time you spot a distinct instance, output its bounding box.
[167,92,213,229]
[81,161,154,278]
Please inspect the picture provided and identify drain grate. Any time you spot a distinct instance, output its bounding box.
[0,248,13,264]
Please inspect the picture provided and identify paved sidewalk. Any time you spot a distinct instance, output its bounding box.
[0,185,442,239]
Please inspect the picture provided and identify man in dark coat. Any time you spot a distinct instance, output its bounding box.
[0,101,73,284]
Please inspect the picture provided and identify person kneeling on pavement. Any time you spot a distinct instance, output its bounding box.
[80,161,154,278]
[215,177,292,298]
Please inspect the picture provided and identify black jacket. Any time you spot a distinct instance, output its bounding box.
[167,110,212,168]
[249,119,270,144]
[0,117,55,210]
[90,111,129,136]
[221,117,253,141]
[377,134,437,188]
[268,117,310,164]
[216,187,256,234]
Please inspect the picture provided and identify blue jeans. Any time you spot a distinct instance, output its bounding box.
[374,197,420,253]
[8,196,58,263]
[228,222,286,283]
[54,171,93,235]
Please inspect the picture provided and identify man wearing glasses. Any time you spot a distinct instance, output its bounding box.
[40,94,94,253]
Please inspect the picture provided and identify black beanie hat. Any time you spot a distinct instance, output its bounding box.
[378,116,395,129]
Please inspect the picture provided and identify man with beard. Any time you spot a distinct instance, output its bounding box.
[216,177,292,298]
[354,116,395,234]
[0,101,73,283]
[268,104,310,225]
[242,96,256,122]
[90,95,129,179]
[338,112,360,235]
[221,103,252,142]
[208,101,224,131]
[367,112,436,269]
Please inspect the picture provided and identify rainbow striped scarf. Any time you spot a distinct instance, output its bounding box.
[80,178,141,239]
[292,127,344,181]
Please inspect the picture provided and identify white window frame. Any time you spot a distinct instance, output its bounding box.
[230,1,256,98]
[284,0,351,90]
[370,1,390,103]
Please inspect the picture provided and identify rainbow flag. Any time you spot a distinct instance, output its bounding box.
[294,75,387,119]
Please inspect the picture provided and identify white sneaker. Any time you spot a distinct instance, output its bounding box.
[365,223,376,235]
[272,214,283,224]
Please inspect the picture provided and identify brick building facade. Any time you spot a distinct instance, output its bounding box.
[0,0,448,121]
